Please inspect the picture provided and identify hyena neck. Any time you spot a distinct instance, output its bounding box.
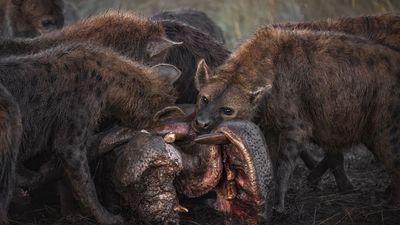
[217,62,274,92]
[45,11,165,60]
[216,26,288,89]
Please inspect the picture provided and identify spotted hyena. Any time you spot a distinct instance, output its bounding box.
[151,9,226,44]
[0,10,181,64]
[0,0,65,37]
[0,43,181,224]
[193,26,400,214]
[0,11,181,216]
[176,14,400,188]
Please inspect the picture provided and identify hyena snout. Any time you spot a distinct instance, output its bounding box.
[193,114,212,131]
[40,17,63,32]
[193,112,221,133]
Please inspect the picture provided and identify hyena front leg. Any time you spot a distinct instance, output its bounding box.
[368,119,400,206]
[98,153,122,214]
[307,155,329,186]
[0,85,22,225]
[272,128,307,213]
[53,122,123,225]
[308,152,353,192]
[299,149,318,170]
[326,152,353,192]
[297,141,352,190]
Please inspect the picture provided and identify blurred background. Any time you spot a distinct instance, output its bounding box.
[69,0,400,49]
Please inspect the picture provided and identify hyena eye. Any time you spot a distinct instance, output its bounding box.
[220,107,234,116]
[200,96,209,105]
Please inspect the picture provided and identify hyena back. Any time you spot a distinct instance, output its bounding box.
[0,43,180,224]
[194,27,400,213]
[274,14,400,51]
[151,9,226,44]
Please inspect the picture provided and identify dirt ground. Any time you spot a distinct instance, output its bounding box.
[9,146,400,225]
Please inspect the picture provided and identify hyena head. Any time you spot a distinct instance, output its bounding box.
[11,0,64,36]
[193,59,272,133]
[109,62,182,129]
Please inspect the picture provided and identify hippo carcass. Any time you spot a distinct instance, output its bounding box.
[109,119,272,225]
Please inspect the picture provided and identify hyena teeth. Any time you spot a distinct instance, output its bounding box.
[226,166,236,181]
[164,133,176,143]
[226,181,237,200]
[174,205,189,213]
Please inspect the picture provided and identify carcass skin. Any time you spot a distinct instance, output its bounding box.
[194,121,272,225]
[149,120,272,224]
[111,131,183,225]
[108,119,271,224]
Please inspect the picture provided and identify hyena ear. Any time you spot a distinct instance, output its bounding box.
[153,106,186,123]
[195,59,211,91]
[146,37,183,58]
[150,64,182,85]
[249,84,272,103]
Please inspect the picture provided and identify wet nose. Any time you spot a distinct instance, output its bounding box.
[41,19,57,30]
[194,117,210,130]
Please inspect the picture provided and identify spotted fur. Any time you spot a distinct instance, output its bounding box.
[273,14,400,51]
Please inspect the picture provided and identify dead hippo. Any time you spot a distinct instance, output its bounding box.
[85,119,271,225]
[145,119,272,225]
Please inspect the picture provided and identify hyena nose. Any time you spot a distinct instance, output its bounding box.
[41,19,57,30]
[194,118,210,130]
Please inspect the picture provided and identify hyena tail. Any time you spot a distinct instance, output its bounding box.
[0,84,22,223]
